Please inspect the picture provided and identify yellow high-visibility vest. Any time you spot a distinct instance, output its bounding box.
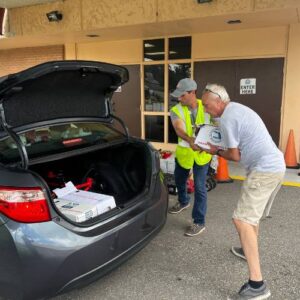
[171,99,212,169]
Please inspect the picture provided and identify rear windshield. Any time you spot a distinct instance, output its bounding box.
[0,122,124,164]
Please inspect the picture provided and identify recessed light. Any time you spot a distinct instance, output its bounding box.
[197,0,213,3]
[86,34,99,38]
[227,19,242,24]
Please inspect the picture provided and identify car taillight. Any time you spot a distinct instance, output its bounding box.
[0,186,51,223]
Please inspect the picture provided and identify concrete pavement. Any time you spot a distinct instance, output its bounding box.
[53,181,300,300]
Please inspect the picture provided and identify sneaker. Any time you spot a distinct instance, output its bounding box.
[184,223,205,237]
[227,282,271,300]
[168,202,190,214]
[231,246,246,261]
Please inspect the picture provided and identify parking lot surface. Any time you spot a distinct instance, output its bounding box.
[53,181,300,300]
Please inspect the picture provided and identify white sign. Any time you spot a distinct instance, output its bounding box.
[240,78,256,95]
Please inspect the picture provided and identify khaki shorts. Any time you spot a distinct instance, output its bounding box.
[232,171,285,226]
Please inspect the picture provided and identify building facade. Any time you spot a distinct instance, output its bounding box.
[1,0,300,157]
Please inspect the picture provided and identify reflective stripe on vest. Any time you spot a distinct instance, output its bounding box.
[171,99,212,168]
[175,105,190,147]
[173,101,210,147]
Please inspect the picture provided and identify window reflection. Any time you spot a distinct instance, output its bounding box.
[145,116,164,142]
[0,123,122,164]
[168,118,178,143]
[168,63,191,110]
[143,39,164,61]
[168,36,191,60]
[144,65,164,112]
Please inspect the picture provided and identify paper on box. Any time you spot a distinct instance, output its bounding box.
[195,125,225,150]
[61,190,116,215]
[54,199,98,222]
[53,182,116,222]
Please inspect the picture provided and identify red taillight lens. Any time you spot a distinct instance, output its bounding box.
[0,186,51,223]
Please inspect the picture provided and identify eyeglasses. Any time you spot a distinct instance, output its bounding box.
[203,88,221,99]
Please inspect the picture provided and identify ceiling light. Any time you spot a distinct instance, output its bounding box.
[86,34,99,38]
[145,51,176,56]
[227,19,242,24]
[197,0,213,3]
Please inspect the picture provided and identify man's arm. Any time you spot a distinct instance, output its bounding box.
[172,119,199,151]
[216,148,240,162]
[205,143,241,162]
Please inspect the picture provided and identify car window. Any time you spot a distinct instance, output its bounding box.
[0,122,124,164]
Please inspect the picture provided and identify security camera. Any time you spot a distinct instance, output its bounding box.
[46,11,63,22]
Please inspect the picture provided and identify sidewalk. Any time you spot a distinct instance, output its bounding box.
[228,161,300,187]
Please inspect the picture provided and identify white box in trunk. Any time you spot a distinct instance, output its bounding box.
[53,182,116,222]
[54,199,98,222]
[60,190,116,215]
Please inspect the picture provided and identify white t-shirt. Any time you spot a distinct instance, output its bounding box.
[219,102,286,173]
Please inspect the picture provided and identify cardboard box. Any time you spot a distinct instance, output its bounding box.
[195,125,225,150]
[53,182,116,222]
[61,190,116,215]
[54,199,98,223]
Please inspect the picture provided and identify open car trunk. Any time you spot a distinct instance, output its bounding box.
[29,141,152,222]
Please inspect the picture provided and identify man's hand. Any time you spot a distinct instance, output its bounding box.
[205,142,219,155]
[203,143,241,162]
[198,142,219,155]
[172,119,204,152]
[187,137,201,151]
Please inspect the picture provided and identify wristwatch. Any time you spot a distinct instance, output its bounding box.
[216,149,222,156]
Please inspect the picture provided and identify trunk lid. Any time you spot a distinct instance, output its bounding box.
[0,60,129,129]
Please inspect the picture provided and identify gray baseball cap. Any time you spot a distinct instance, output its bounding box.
[171,78,197,98]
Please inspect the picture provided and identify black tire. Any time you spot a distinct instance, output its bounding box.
[206,180,212,192]
[211,178,217,189]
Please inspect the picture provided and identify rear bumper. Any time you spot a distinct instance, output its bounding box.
[0,181,168,300]
[58,212,166,296]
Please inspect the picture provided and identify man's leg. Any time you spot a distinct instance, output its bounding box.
[174,160,190,205]
[168,160,190,214]
[231,224,260,261]
[229,171,284,299]
[192,162,209,225]
[185,162,209,236]
[233,218,262,280]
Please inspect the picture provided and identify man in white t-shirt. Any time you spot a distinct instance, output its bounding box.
[201,83,285,300]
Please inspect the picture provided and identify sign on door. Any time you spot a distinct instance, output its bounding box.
[240,78,256,95]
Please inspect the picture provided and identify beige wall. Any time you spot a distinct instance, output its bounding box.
[72,26,295,153]
[4,0,300,156]
[8,0,299,38]
[157,0,300,22]
[9,0,157,37]
[76,39,142,64]
[64,43,77,60]
[192,26,287,59]
[9,0,81,36]
[157,0,253,22]
[73,27,288,69]
[282,23,300,159]
[82,0,157,30]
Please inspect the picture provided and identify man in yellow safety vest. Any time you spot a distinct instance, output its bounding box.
[169,78,211,236]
